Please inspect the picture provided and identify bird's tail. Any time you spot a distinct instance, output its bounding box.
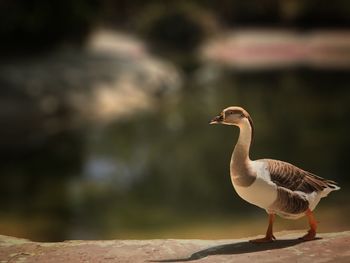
[326,179,340,190]
[320,180,340,197]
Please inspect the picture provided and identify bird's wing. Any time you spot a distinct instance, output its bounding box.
[262,159,338,193]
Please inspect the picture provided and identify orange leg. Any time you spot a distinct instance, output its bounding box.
[299,209,317,241]
[250,213,276,243]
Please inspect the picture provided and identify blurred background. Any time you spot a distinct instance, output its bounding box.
[0,0,349,242]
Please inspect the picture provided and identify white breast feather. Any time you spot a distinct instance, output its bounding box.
[232,161,277,210]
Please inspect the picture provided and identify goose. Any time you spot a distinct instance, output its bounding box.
[210,106,340,243]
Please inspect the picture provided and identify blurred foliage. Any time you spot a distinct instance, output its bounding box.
[0,0,100,53]
[103,0,350,28]
[136,4,208,51]
[134,3,216,70]
[1,0,349,53]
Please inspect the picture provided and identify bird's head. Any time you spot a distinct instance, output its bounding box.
[210,106,252,127]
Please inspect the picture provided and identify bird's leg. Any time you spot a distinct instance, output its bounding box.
[250,213,276,243]
[299,209,317,241]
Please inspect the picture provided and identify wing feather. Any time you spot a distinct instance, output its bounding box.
[262,159,338,193]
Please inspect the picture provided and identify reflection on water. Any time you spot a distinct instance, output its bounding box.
[0,64,349,241]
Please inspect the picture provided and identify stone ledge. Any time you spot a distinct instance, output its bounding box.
[0,231,349,263]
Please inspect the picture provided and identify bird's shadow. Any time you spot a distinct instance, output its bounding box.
[150,238,321,262]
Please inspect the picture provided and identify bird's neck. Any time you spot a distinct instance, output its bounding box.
[230,118,256,187]
[231,118,253,166]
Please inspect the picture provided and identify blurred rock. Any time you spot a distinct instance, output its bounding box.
[0,231,349,262]
[0,30,182,151]
[200,30,350,70]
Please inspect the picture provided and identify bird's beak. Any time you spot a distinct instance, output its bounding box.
[209,114,223,124]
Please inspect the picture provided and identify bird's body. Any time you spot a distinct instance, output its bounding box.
[210,106,340,242]
[232,158,338,220]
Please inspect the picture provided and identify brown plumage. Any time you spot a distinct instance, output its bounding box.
[272,187,309,215]
[264,159,338,193]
